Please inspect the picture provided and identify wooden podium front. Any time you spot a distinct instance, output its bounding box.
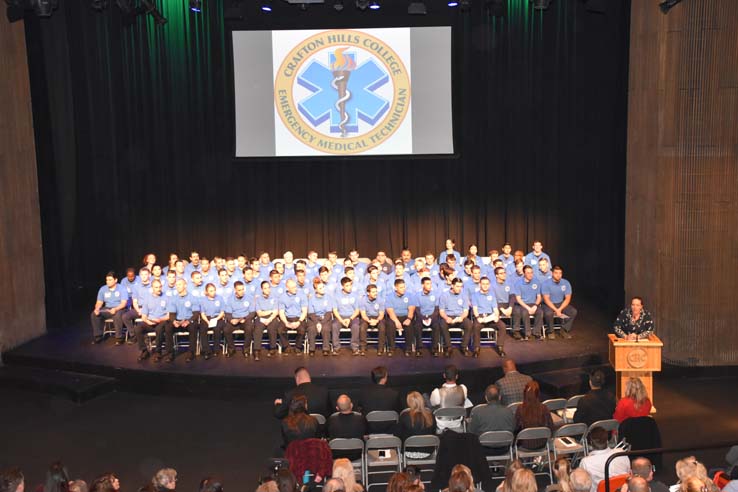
[608,334,663,409]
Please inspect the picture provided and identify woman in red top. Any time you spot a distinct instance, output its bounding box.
[613,377,652,422]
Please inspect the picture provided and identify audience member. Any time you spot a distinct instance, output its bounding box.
[570,469,593,492]
[357,366,400,417]
[323,479,344,492]
[0,468,25,492]
[399,392,436,440]
[680,478,709,492]
[151,469,177,492]
[89,474,120,492]
[281,395,319,446]
[444,467,473,492]
[274,367,330,419]
[630,457,668,492]
[514,381,554,449]
[327,395,367,461]
[614,377,652,423]
[430,365,472,432]
[43,462,70,492]
[626,477,650,492]
[331,460,363,492]
[546,458,572,492]
[275,469,297,492]
[497,460,524,492]
[510,469,537,492]
[255,481,278,492]
[574,370,617,426]
[670,457,719,492]
[495,359,533,406]
[469,385,515,436]
[579,427,630,492]
[198,477,223,492]
[68,482,87,492]
[387,473,412,492]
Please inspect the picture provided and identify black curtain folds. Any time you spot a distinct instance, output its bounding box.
[25,0,630,326]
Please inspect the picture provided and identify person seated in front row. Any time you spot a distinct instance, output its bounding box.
[307,278,338,356]
[122,267,153,344]
[332,277,361,356]
[255,280,283,358]
[166,277,202,363]
[573,369,617,427]
[278,279,309,355]
[224,280,259,360]
[385,279,418,357]
[416,276,446,358]
[429,364,472,432]
[472,276,507,357]
[512,266,544,340]
[399,391,436,457]
[542,265,577,339]
[280,395,319,448]
[90,271,128,345]
[357,366,401,416]
[198,283,225,359]
[439,278,475,357]
[135,279,169,362]
[359,284,385,356]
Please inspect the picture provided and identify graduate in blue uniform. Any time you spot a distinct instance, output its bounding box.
[491,267,515,322]
[255,280,282,357]
[308,277,338,356]
[348,250,369,284]
[424,252,440,278]
[225,257,243,282]
[150,264,164,286]
[374,250,394,276]
[184,251,201,276]
[400,248,414,272]
[122,267,154,343]
[173,260,187,280]
[535,258,553,283]
[120,268,139,308]
[445,254,463,277]
[241,266,261,299]
[499,243,514,268]
[294,268,312,299]
[359,283,385,356]
[268,269,286,297]
[199,283,226,358]
[416,276,445,357]
[524,241,552,275]
[472,277,507,357]
[326,251,344,283]
[278,279,309,354]
[90,271,128,344]
[224,280,259,359]
[188,271,206,299]
[362,265,387,300]
[462,265,483,305]
[439,278,475,356]
[199,258,218,286]
[258,252,273,280]
[512,265,544,339]
[163,270,178,299]
[281,251,297,281]
[136,279,170,361]
[167,278,202,363]
[305,250,321,280]
[462,244,482,266]
[332,277,361,355]
[384,279,417,357]
[542,266,577,339]
[439,238,461,266]
[215,268,235,299]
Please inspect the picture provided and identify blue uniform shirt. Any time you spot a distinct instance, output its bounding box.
[134,282,154,307]
[491,280,514,304]
[279,291,307,318]
[333,290,359,318]
[215,281,234,299]
[141,293,169,319]
[524,252,552,274]
[304,262,321,280]
[269,281,286,298]
[463,280,482,306]
[385,291,416,317]
[200,295,225,317]
[200,269,218,286]
[472,291,498,315]
[255,292,278,313]
[439,291,467,317]
[226,293,255,318]
[499,254,514,267]
[167,292,200,320]
[189,282,206,299]
[514,277,542,305]
[97,284,127,309]
[163,282,178,299]
[309,293,332,316]
[536,271,553,284]
[120,277,139,298]
[241,279,260,298]
[542,278,572,304]
[361,278,387,300]
[360,295,385,318]
[417,289,439,317]
[439,250,461,265]
[295,281,311,299]
[184,263,201,277]
[352,261,369,283]
[258,263,273,280]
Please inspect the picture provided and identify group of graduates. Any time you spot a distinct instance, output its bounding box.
[90,239,577,363]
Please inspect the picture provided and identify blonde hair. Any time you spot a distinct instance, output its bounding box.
[406,391,434,428]
[451,465,474,487]
[553,458,573,492]
[680,477,708,492]
[625,377,649,409]
[502,460,525,492]
[332,459,363,492]
[448,469,472,492]
[152,469,177,490]
[511,469,537,492]
[674,458,718,492]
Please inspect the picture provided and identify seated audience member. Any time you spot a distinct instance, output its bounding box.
[439,278,476,356]
[430,365,472,432]
[614,377,652,423]
[275,469,296,492]
[323,479,344,492]
[613,297,655,341]
[624,477,650,492]
[90,271,128,345]
[514,381,554,449]
[546,458,572,492]
[629,457,669,492]
[469,385,515,438]
[332,459,364,492]
[274,367,329,419]
[510,468,537,492]
[444,466,474,492]
[670,457,719,492]
[42,461,69,492]
[198,477,223,492]
[399,391,436,443]
[497,460,524,492]
[151,469,177,492]
[680,478,711,492]
[327,395,367,461]
[281,395,319,447]
[137,279,170,362]
[358,366,400,415]
[542,266,577,339]
[579,427,631,492]
[278,279,309,355]
[570,469,594,492]
[574,370,617,426]
[68,481,88,492]
[89,474,120,492]
[387,473,412,492]
[495,359,533,406]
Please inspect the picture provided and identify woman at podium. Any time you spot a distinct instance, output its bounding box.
[613,296,654,340]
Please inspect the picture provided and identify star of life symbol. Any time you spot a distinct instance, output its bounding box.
[297,48,390,137]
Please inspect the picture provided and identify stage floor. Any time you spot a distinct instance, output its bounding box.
[4,300,612,396]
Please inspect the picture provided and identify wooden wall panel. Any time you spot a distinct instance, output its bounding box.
[625,0,738,366]
[0,18,46,354]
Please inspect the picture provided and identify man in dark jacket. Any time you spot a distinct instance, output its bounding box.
[573,370,616,426]
[273,366,330,419]
[357,366,401,434]
[327,394,367,461]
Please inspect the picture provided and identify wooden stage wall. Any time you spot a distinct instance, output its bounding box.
[0,17,46,353]
[625,1,738,365]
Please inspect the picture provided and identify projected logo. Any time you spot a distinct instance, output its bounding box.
[274,30,411,155]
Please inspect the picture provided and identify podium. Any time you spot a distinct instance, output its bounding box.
[608,334,663,410]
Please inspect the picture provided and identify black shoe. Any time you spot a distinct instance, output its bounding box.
[126,337,136,345]
[497,346,507,357]
[91,337,104,345]
[445,348,452,358]
[473,348,481,358]
[254,351,261,361]
[415,350,422,358]
[138,350,150,361]
[114,338,124,346]
[225,349,234,358]
[185,352,194,363]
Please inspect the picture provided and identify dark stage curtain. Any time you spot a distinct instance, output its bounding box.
[24,0,630,326]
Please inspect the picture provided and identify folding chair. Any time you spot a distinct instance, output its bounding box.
[365,435,402,490]
[470,403,488,418]
[584,419,619,453]
[479,430,514,477]
[328,438,365,482]
[543,398,567,427]
[552,423,587,464]
[103,319,116,337]
[507,402,522,414]
[564,394,585,423]
[310,413,327,425]
[514,427,553,483]
[403,435,440,484]
[366,410,399,435]
[433,407,467,433]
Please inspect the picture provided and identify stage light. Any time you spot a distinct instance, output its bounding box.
[532,0,551,10]
[368,0,379,9]
[189,0,201,12]
[447,0,458,6]
[260,0,272,11]
[408,0,426,14]
[659,0,682,14]
[333,0,343,10]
